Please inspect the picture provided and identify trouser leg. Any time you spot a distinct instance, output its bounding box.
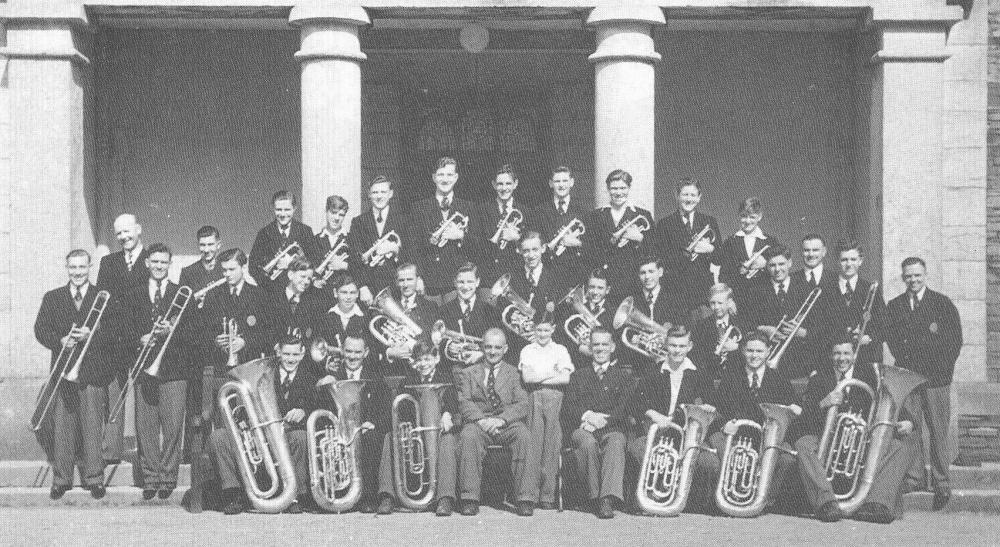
[286,430,310,497]
[598,431,626,501]
[208,428,241,491]
[570,428,600,500]
[924,385,951,489]
[52,386,81,488]
[499,421,537,503]
[436,431,459,501]
[79,385,108,487]
[157,380,187,488]
[102,376,126,461]
[866,434,920,520]
[357,429,381,503]
[538,391,563,503]
[459,424,488,502]
[378,433,394,498]
[795,435,836,510]
[135,381,161,489]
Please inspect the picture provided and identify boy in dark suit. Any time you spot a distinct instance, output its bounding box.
[313,195,352,296]
[479,164,526,287]
[347,177,407,303]
[530,166,588,286]
[438,263,501,371]
[249,190,318,295]
[715,197,781,301]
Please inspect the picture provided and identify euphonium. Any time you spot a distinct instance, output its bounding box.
[766,287,822,370]
[637,404,717,516]
[818,363,926,515]
[715,403,800,518]
[612,296,672,362]
[368,287,422,350]
[546,218,586,256]
[610,214,650,248]
[490,208,524,250]
[563,284,600,347]
[217,357,298,513]
[362,231,401,267]
[685,224,716,262]
[392,382,451,510]
[307,376,373,512]
[430,320,484,364]
[263,241,304,281]
[430,212,469,248]
[30,290,111,432]
[490,273,536,342]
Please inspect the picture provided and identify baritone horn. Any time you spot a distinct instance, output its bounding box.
[563,285,600,348]
[637,404,717,517]
[217,357,298,513]
[362,231,401,268]
[392,382,451,510]
[765,287,821,370]
[490,208,523,250]
[263,241,304,281]
[430,212,469,248]
[490,273,536,342]
[307,376,374,513]
[369,287,422,350]
[430,320,484,364]
[610,214,650,248]
[715,403,800,518]
[546,218,586,256]
[613,296,671,362]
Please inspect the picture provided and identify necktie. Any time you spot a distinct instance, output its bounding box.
[686,215,693,231]
[280,226,289,240]
[558,199,567,215]
[73,288,83,310]
[290,295,299,314]
[231,287,238,299]
[280,374,291,400]
[911,295,919,312]
[126,252,135,272]
[750,373,760,401]
[596,366,605,381]
[486,365,501,412]
[462,300,472,319]
[844,284,853,306]
[440,197,451,212]
[809,271,817,286]
[376,210,383,224]
[646,291,654,311]
[154,284,163,309]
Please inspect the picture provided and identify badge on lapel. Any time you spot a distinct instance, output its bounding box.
[929,322,939,334]
[246,315,257,327]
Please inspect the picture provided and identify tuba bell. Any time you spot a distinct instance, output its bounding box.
[307,376,373,513]
[490,273,536,342]
[612,296,672,362]
[430,320,484,365]
[217,357,298,513]
[715,403,800,518]
[818,363,926,515]
[368,287,423,350]
[636,404,717,516]
[392,382,451,510]
[563,285,601,348]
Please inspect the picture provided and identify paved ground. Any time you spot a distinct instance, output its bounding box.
[0,495,996,546]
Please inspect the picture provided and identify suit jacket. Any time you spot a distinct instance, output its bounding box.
[508,263,565,320]
[827,276,886,366]
[799,363,879,437]
[199,283,276,373]
[122,281,196,382]
[326,361,391,436]
[741,277,824,379]
[478,199,528,287]
[457,360,529,425]
[34,284,118,386]
[272,287,330,342]
[631,286,686,329]
[438,296,500,340]
[271,363,320,432]
[179,261,224,294]
[97,248,151,302]
[553,296,617,359]
[652,210,721,311]
[885,289,963,388]
[709,364,797,436]
[347,207,408,294]
[716,232,781,298]
[690,314,751,380]
[408,197,484,293]
[248,219,319,294]
[400,365,459,419]
[529,196,589,283]
[560,361,636,437]
[583,206,655,299]
[632,362,712,425]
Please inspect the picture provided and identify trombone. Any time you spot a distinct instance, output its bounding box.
[429,212,469,248]
[546,218,585,256]
[263,242,304,281]
[610,214,650,248]
[490,208,524,250]
[361,231,401,268]
[851,282,880,360]
[765,287,821,370]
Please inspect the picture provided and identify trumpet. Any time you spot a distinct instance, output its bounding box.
[685,224,715,262]
[430,320,484,364]
[110,286,192,423]
[610,214,650,248]
[193,277,227,307]
[765,287,821,370]
[217,357,298,513]
[851,282,880,360]
[311,336,345,374]
[369,287,423,350]
[546,218,586,256]
[563,285,601,348]
[490,208,524,250]
[429,212,469,248]
[490,273,536,342]
[714,324,743,362]
[263,241,304,281]
[361,231,401,268]
[715,403,800,518]
[613,296,671,362]
[223,318,240,369]
[316,235,349,281]
[636,404,717,517]
[30,290,111,432]
[307,376,373,512]
[392,382,451,510]
[741,245,771,279]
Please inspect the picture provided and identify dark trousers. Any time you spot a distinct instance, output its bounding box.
[53,383,107,488]
[904,384,951,490]
[570,428,626,502]
[102,376,126,461]
[135,379,187,489]
[794,435,841,510]
[459,421,537,503]
[208,427,309,497]
[867,432,920,519]
[378,430,459,503]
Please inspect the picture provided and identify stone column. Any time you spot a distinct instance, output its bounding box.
[586,6,664,211]
[0,7,94,378]
[289,2,369,230]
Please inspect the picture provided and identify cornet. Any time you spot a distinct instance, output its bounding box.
[490,208,523,250]
[490,273,536,342]
[362,231,401,268]
[610,214,650,248]
[430,320,484,364]
[741,245,771,280]
[311,336,345,374]
[430,212,469,248]
[685,224,715,262]
[546,218,585,256]
[316,235,349,281]
[263,242,304,281]
[714,324,743,362]
[223,318,240,369]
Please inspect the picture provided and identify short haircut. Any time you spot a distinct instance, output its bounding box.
[605,169,632,188]
[287,257,312,272]
[496,163,518,180]
[435,157,458,172]
[666,325,690,340]
[368,175,393,191]
[333,274,358,290]
[272,190,296,207]
[638,255,662,270]
[675,177,702,195]
[738,197,762,216]
[709,283,738,315]
[764,244,791,262]
[396,262,418,277]
[147,242,172,259]
[218,248,247,266]
[196,225,220,240]
[742,331,771,348]
[901,256,926,270]
[66,249,91,262]
[829,332,855,351]
[456,262,479,279]
[802,233,826,246]
[343,329,368,347]
[552,166,573,179]
[519,231,542,248]
[835,239,864,258]
[588,268,608,284]
[278,334,304,348]
[325,195,350,213]
[411,339,438,360]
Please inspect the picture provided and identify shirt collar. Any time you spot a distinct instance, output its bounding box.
[805,263,825,281]
[661,357,696,374]
[912,286,927,302]
[645,285,660,301]
[736,227,764,239]
[149,278,167,291]
[437,193,454,207]
[320,226,346,239]
[773,278,789,293]
[554,196,570,208]
[332,304,364,320]
[231,280,245,296]
[71,282,90,298]
[285,286,299,301]
[126,245,143,263]
[461,295,476,310]
[746,367,764,384]
[593,359,616,374]
[280,368,297,383]
[373,205,389,218]
[839,274,858,292]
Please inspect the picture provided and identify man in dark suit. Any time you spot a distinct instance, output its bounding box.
[34,249,115,500]
[208,335,320,515]
[626,256,685,375]
[122,243,194,501]
[479,164,526,287]
[313,195,352,296]
[561,326,635,519]
[181,225,225,302]
[500,231,565,354]
[584,169,654,301]
[347,177,407,303]
[885,256,962,510]
[715,197,781,302]
[791,234,839,344]
[555,269,616,362]
[457,328,537,516]
[652,178,720,319]
[376,339,460,516]
[382,263,439,377]
[249,190,319,295]
[830,240,886,367]
[409,157,485,298]
[438,263,501,371]
[529,166,588,286]
[272,258,327,343]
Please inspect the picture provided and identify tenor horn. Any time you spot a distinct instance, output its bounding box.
[362,231,401,268]
[392,382,450,510]
[610,214,650,248]
[613,296,672,362]
[264,241,304,281]
[490,208,524,250]
[369,287,422,349]
[490,273,536,342]
[685,224,716,262]
[546,218,586,256]
[636,404,717,517]
[307,376,373,513]
[430,212,469,248]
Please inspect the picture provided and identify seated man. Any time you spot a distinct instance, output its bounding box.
[560,326,636,519]
[795,336,919,524]
[208,335,320,515]
[457,328,537,516]
[376,340,459,516]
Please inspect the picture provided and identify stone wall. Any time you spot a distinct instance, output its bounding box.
[988,0,1000,382]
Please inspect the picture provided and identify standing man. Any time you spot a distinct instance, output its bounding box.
[791,234,838,345]
[885,257,962,509]
[249,190,319,295]
[35,249,115,500]
[348,176,407,303]
[530,166,588,285]
[479,164,526,287]
[181,225,224,302]
[313,195,352,294]
[832,240,885,367]
[437,264,500,372]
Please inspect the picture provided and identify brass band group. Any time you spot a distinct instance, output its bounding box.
[33,158,963,524]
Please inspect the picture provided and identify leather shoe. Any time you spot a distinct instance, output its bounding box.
[435,496,453,517]
[223,499,244,516]
[538,501,556,511]
[932,489,951,511]
[816,500,843,523]
[88,484,106,500]
[359,501,376,514]
[597,496,614,519]
[284,501,303,514]
[460,500,479,516]
[141,489,157,501]
[157,487,174,500]
[49,485,70,500]
[516,501,534,517]
[376,495,394,515]
[853,502,894,524]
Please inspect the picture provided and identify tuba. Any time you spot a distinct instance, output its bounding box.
[563,285,601,348]
[429,212,469,248]
[31,290,111,432]
[361,231,401,268]
[490,208,524,250]
[217,357,298,513]
[368,287,423,350]
[546,218,586,256]
[490,273,536,342]
[610,214,651,248]
[715,403,800,518]
[263,241,304,281]
[307,376,373,512]
[613,296,672,362]
[818,363,926,515]
[392,382,451,510]
[430,320,484,365]
[685,224,716,262]
[636,404,717,516]
[110,286,192,423]
[765,287,821,370]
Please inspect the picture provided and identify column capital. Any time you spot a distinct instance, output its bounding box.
[290,2,370,63]
[586,5,665,65]
[870,5,962,64]
[0,6,92,67]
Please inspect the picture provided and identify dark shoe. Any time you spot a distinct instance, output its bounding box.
[853,502,895,524]
[901,482,923,495]
[141,489,157,501]
[223,499,244,516]
[933,489,951,511]
[157,487,174,500]
[284,501,302,514]
[460,500,479,516]
[49,485,70,500]
[516,501,534,517]
[377,495,394,515]
[88,485,106,500]
[538,501,556,510]
[597,496,614,519]
[435,496,453,517]
[816,500,843,523]
[359,501,376,514]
